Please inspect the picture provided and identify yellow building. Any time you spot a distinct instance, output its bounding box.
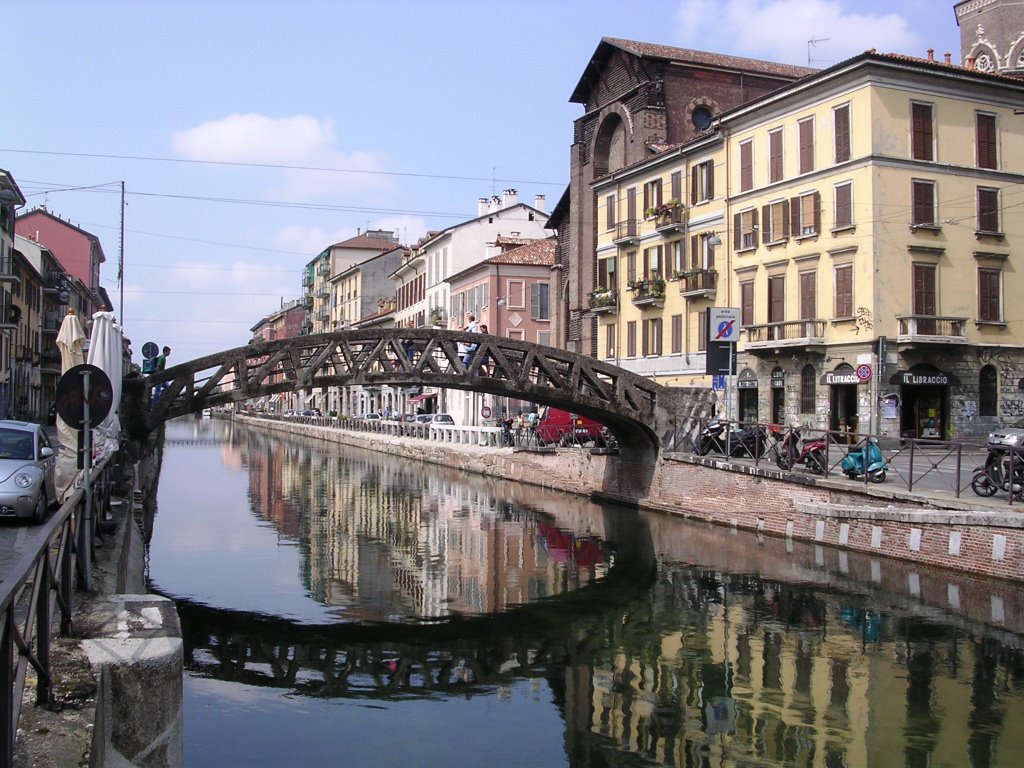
[594,51,1024,441]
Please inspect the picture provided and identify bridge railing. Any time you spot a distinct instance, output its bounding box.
[0,450,125,767]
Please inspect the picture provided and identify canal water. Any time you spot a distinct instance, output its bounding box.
[149,416,1024,768]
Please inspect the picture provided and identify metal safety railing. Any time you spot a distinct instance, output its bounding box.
[0,451,121,767]
[685,418,1019,505]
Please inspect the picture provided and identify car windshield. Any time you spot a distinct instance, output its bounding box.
[0,429,34,460]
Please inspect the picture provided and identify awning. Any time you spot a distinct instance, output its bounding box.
[408,392,438,404]
[889,364,960,387]
[270,394,282,403]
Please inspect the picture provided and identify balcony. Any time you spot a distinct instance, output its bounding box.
[895,315,968,345]
[612,219,640,246]
[302,273,314,288]
[302,294,313,308]
[652,204,686,234]
[677,269,717,300]
[42,311,61,334]
[588,289,617,315]
[745,319,827,352]
[316,309,330,322]
[629,278,666,308]
[0,254,17,284]
[316,261,331,277]
[317,285,330,299]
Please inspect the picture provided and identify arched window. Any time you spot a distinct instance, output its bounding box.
[800,364,816,414]
[593,114,626,178]
[980,364,998,417]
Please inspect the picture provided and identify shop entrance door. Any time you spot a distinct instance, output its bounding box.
[830,384,859,437]
[739,389,758,424]
[771,388,785,425]
[900,386,947,441]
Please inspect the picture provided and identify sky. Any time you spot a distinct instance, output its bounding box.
[2,0,962,366]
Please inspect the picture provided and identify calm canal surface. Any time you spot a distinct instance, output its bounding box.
[149,416,1024,768]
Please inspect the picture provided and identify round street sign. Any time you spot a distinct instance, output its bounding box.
[55,364,114,429]
[481,405,492,419]
[855,364,872,382]
[141,341,159,360]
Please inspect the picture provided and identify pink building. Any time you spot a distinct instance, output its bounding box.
[15,208,105,316]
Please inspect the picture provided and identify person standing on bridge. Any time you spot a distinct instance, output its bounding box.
[462,314,479,369]
[152,346,171,404]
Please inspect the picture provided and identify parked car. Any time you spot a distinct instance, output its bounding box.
[413,413,434,424]
[534,406,604,446]
[362,413,381,421]
[301,408,323,417]
[0,421,57,524]
[201,408,213,418]
[430,413,455,425]
[989,418,1024,450]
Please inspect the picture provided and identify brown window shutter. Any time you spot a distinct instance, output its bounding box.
[835,184,852,227]
[641,320,649,357]
[769,131,782,183]
[690,166,698,205]
[643,185,649,213]
[751,208,760,246]
[812,192,821,233]
[707,161,714,199]
[762,204,771,239]
[790,197,801,235]
[656,179,663,207]
[977,114,997,169]
[834,105,850,163]
[690,235,698,268]
[671,171,681,201]
[799,119,814,174]
[740,143,752,191]
[912,181,933,225]
[782,201,790,238]
[912,103,933,161]
[978,187,999,232]
[733,213,742,250]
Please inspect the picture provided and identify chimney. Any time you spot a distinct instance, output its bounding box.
[966,56,975,70]
[489,195,500,213]
[944,52,951,65]
[501,188,518,209]
[478,197,489,216]
[927,48,934,62]
[533,194,546,213]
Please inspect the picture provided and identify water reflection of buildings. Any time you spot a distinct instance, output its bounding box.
[240,430,610,623]
[580,571,1024,767]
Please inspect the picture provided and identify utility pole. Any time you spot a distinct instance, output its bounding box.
[119,181,125,323]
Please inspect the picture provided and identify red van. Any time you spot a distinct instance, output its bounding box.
[534,406,604,446]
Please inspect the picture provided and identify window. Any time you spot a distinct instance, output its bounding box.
[690,233,716,270]
[740,281,754,326]
[670,170,682,203]
[626,321,637,357]
[798,117,815,174]
[800,365,816,414]
[911,102,934,161]
[626,251,637,283]
[605,194,616,230]
[605,323,617,359]
[791,192,821,237]
[911,180,936,227]
[598,256,616,290]
[537,331,551,346]
[734,209,759,250]
[769,128,784,183]
[670,240,685,275]
[913,263,937,323]
[799,270,816,320]
[834,264,853,318]
[834,182,853,229]
[979,364,998,417]
[768,275,785,324]
[643,179,663,214]
[671,314,682,354]
[976,112,997,169]
[834,103,851,163]
[762,199,789,244]
[530,283,549,320]
[691,160,714,204]
[697,310,707,352]
[978,267,1002,322]
[642,318,663,356]
[977,187,1000,233]
[642,245,663,279]
[739,140,753,192]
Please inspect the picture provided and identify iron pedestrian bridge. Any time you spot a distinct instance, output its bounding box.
[121,328,711,456]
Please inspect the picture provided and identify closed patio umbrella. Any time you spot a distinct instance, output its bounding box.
[86,310,123,462]
[54,309,86,501]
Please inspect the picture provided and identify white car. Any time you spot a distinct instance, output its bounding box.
[0,421,57,523]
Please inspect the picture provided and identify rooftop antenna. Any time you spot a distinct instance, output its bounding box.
[808,36,831,67]
[491,166,497,196]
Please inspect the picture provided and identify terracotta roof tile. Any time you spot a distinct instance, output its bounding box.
[483,237,556,267]
[603,37,815,78]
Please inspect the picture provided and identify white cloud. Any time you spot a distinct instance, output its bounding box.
[170,113,395,200]
[674,0,919,66]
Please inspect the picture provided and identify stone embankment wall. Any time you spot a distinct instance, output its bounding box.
[245,415,1024,584]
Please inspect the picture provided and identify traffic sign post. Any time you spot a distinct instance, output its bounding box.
[707,308,741,423]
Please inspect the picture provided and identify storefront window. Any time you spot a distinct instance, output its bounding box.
[980,364,998,417]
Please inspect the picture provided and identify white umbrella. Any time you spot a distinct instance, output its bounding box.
[86,310,123,462]
[54,310,87,501]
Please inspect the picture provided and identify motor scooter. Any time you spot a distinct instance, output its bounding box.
[697,419,730,455]
[728,423,770,459]
[772,427,827,473]
[840,437,888,482]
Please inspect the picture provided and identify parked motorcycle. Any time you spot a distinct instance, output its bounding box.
[728,423,770,459]
[840,437,888,482]
[697,419,731,455]
[772,427,827,473]
[971,447,1024,498]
